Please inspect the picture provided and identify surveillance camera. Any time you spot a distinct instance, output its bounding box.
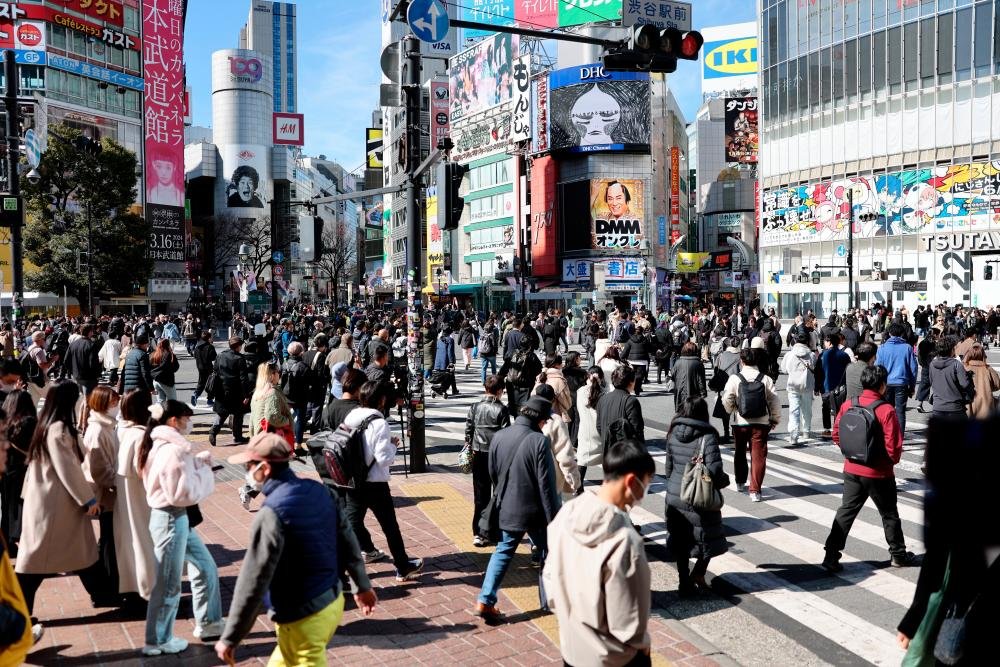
[26,168,41,185]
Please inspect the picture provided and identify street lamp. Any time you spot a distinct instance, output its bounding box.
[236,243,252,315]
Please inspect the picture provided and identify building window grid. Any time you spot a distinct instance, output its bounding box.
[762,2,998,138]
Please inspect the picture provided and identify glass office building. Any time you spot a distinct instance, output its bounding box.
[756,0,1000,316]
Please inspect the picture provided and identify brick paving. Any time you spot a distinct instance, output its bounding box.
[22,421,725,666]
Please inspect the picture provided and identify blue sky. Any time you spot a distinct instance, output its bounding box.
[184,1,757,172]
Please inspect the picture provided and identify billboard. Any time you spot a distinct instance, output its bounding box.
[724,97,758,163]
[590,179,645,249]
[701,23,758,95]
[548,64,650,153]
[450,105,513,163]
[530,156,558,277]
[449,32,515,122]
[366,128,383,168]
[531,73,549,153]
[144,0,185,263]
[760,161,1000,246]
[460,0,619,44]
[57,0,124,27]
[220,146,270,210]
[670,146,680,227]
[429,80,450,150]
[510,54,530,143]
[14,21,45,51]
[273,112,304,146]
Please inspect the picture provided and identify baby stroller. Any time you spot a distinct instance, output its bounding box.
[430,365,455,398]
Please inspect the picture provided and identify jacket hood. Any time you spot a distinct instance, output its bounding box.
[87,410,116,429]
[931,356,958,370]
[669,417,717,443]
[557,491,633,548]
[150,424,191,452]
[790,343,813,359]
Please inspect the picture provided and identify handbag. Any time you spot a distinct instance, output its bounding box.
[457,442,473,474]
[478,455,515,542]
[680,436,724,511]
[902,556,952,667]
[933,554,997,665]
[186,504,204,528]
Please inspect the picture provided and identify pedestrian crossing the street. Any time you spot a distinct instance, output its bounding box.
[422,358,926,666]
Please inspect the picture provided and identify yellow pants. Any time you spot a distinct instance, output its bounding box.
[266,593,345,667]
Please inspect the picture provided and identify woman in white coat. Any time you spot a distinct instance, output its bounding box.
[575,366,607,494]
[533,383,580,497]
[114,389,156,602]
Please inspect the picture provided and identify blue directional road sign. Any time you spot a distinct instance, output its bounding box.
[24,129,40,169]
[407,0,449,43]
[272,251,285,263]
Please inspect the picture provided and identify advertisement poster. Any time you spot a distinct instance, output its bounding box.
[461,0,609,43]
[143,0,185,253]
[429,80,450,150]
[530,156,558,277]
[366,128,383,169]
[760,161,1000,245]
[590,178,645,249]
[273,112,304,146]
[57,0,124,26]
[511,54,530,143]
[531,73,549,153]
[701,23,758,95]
[549,64,650,153]
[450,106,513,163]
[670,146,681,226]
[449,32,515,122]
[724,97,758,164]
[220,146,270,211]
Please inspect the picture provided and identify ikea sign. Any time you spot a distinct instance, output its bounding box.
[703,36,758,79]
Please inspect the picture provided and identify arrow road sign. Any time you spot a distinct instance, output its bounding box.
[407,0,449,43]
[24,128,40,169]
[272,250,285,263]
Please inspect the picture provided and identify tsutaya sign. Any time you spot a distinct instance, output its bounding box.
[922,232,1000,252]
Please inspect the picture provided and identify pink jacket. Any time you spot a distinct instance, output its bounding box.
[141,425,214,509]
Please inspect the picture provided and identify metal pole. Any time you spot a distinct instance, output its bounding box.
[87,204,94,314]
[4,50,22,325]
[847,189,854,312]
[402,34,426,473]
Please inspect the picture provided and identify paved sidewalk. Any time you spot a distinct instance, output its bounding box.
[24,421,728,666]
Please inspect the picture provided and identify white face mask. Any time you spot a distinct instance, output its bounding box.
[108,405,121,419]
[244,462,264,492]
[625,476,650,511]
[179,419,193,436]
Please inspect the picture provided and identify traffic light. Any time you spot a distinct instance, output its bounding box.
[298,213,324,262]
[436,161,469,231]
[986,264,994,280]
[603,26,703,73]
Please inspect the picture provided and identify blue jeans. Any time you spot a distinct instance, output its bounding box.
[292,405,307,444]
[154,381,177,405]
[884,384,910,433]
[478,528,547,609]
[145,507,222,646]
[480,355,497,384]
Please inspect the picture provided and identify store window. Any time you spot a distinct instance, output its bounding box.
[955,7,973,81]
[124,6,140,32]
[904,21,918,86]
[939,11,954,82]
[70,31,87,57]
[974,1,993,77]
[920,17,936,84]
[873,30,886,93]
[50,24,67,51]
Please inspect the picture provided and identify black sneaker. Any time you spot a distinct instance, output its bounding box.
[208,431,217,447]
[891,551,919,568]
[821,555,843,573]
[395,557,424,582]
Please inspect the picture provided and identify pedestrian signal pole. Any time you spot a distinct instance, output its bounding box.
[4,50,23,324]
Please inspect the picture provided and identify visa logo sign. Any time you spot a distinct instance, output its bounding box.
[703,37,758,78]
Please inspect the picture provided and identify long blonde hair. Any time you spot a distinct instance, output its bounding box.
[256,361,280,393]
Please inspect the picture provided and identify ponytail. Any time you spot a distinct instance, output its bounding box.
[586,367,605,409]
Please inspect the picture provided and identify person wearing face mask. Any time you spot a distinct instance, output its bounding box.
[542,439,655,667]
[81,386,127,607]
[138,399,222,656]
[663,397,730,597]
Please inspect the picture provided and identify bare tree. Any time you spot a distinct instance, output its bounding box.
[313,222,358,303]
[212,213,274,279]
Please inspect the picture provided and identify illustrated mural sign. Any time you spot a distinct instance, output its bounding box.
[761,161,1000,245]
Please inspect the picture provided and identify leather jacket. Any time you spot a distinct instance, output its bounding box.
[464,395,511,452]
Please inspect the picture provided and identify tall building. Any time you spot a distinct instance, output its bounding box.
[757,0,1000,315]
[240,1,297,113]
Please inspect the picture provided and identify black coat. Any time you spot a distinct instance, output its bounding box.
[664,418,730,560]
[671,356,707,409]
[150,352,180,387]
[213,349,251,415]
[280,356,310,407]
[542,323,559,355]
[620,333,652,364]
[464,396,511,452]
[193,340,217,373]
[595,388,645,451]
[64,337,100,384]
[488,416,560,532]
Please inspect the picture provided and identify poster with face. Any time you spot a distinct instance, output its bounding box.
[449,32,515,122]
[590,179,645,249]
[549,65,650,153]
[220,146,270,211]
[724,97,758,164]
[147,144,184,207]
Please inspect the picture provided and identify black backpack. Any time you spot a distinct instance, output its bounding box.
[603,418,638,455]
[505,348,530,384]
[837,399,889,466]
[737,372,769,418]
[313,413,380,489]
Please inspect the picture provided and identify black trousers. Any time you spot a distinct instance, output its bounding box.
[17,559,106,616]
[565,653,651,667]
[507,385,530,417]
[344,481,410,570]
[471,450,492,537]
[824,473,906,558]
[0,465,25,552]
[195,369,212,397]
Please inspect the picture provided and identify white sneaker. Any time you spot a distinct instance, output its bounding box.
[193,618,226,641]
[142,637,188,656]
[789,435,798,445]
[31,623,44,644]
[749,492,762,503]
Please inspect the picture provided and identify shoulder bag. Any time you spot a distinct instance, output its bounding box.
[902,556,951,667]
[478,452,516,542]
[680,436,724,511]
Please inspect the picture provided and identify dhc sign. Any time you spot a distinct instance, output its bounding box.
[703,37,758,79]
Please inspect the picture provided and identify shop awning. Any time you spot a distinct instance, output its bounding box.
[447,283,482,295]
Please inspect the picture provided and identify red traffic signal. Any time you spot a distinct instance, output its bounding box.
[659,28,704,61]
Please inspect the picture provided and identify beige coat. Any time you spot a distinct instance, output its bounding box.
[543,367,573,422]
[114,420,156,598]
[16,422,99,574]
[964,359,1000,419]
[722,365,782,427]
[542,417,580,494]
[83,411,118,511]
[576,383,605,467]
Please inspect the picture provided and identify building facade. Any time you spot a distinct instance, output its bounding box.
[240,0,296,113]
[757,0,1000,316]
